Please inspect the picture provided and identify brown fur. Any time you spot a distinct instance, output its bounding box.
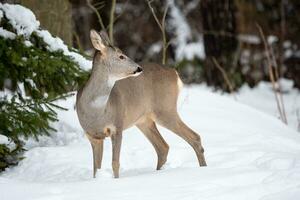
[76,30,206,178]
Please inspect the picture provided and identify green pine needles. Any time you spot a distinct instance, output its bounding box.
[0,7,89,171]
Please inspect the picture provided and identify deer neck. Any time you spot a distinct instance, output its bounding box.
[81,61,116,112]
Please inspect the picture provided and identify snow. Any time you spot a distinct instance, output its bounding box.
[168,0,205,60]
[24,40,33,47]
[0,27,16,39]
[0,3,92,71]
[0,135,9,145]
[181,41,205,60]
[0,134,16,150]
[1,3,300,200]
[36,30,91,71]
[25,78,36,89]
[147,42,162,56]
[0,3,39,37]
[267,35,278,44]
[284,49,293,59]
[239,34,261,44]
[283,41,292,48]
[183,0,200,15]
[1,81,300,200]
[0,9,3,21]
[237,79,300,131]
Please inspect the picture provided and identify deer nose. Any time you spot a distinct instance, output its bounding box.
[134,67,143,74]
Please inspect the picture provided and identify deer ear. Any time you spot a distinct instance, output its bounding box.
[99,30,110,45]
[90,29,106,52]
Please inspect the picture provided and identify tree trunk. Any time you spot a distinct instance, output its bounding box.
[200,0,239,91]
[20,0,73,46]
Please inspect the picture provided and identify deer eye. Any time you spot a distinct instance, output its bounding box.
[119,55,125,60]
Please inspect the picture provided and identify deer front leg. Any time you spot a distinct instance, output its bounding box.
[111,132,122,178]
[86,134,104,178]
[91,140,104,178]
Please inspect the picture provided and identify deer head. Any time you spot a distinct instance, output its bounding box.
[90,30,142,82]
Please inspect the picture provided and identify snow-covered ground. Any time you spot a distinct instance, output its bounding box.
[237,79,300,131]
[2,3,300,199]
[1,80,300,200]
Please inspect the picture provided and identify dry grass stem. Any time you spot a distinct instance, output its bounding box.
[212,57,237,100]
[256,23,288,124]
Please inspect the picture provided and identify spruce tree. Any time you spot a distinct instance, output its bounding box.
[0,3,89,171]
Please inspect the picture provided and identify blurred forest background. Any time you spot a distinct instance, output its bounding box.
[2,0,300,91]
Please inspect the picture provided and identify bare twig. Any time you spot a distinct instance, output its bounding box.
[161,4,169,65]
[212,57,236,100]
[109,0,116,45]
[269,42,288,124]
[86,0,106,31]
[147,0,169,65]
[256,23,288,124]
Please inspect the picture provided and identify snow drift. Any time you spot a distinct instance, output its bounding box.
[1,85,300,200]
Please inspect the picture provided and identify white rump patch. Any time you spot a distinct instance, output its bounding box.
[176,72,183,92]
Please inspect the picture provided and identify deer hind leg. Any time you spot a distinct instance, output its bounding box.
[111,132,122,178]
[155,113,207,167]
[86,134,104,178]
[137,119,169,170]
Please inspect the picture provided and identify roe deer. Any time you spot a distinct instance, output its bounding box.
[76,30,207,178]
